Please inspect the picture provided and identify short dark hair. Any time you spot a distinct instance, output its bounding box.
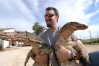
[46,7,59,16]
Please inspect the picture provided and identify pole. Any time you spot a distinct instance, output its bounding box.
[89,30,93,44]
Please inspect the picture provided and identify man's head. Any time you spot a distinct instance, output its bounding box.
[44,7,59,28]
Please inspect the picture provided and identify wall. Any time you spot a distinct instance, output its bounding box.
[3,29,15,32]
[3,40,9,48]
[3,29,16,48]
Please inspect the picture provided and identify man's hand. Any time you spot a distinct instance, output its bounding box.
[35,55,48,64]
[55,45,72,62]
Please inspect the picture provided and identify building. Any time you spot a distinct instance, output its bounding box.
[0,28,17,48]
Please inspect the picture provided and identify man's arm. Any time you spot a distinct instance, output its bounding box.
[55,40,84,62]
[75,40,84,59]
[76,40,85,48]
[71,34,85,59]
[55,34,85,62]
[55,45,72,62]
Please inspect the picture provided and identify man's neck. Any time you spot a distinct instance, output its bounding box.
[49,26,59,31]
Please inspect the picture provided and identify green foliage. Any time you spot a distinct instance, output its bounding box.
[0,39,3,46]
[81,38,99,44]
[32,22,46,36]
[0,43,3,46]
[0,40,3,51]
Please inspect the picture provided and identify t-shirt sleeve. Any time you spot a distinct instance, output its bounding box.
[71,34,78,42]
[38,31,45,39]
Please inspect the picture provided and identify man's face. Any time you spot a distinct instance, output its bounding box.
[44,10,59,27]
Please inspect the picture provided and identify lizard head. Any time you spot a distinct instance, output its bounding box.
[60,22,88,33]
[65,22,88,30]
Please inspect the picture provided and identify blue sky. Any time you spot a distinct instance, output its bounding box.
[0,0,99,39]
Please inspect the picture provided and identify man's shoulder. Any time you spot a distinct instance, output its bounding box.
[41,29,48,34]
[39,29,48,37]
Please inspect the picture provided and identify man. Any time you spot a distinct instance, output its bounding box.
[34,7,99,66]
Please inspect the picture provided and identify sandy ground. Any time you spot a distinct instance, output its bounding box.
[0,44,99,66]
[0,46,33,66]
[84,44,99,53]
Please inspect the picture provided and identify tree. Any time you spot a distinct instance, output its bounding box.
[32,22,46,35]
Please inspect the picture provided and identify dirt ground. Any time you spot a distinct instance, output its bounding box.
[0,44,99,66]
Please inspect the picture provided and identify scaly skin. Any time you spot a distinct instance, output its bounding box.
[0,31,58,66]
[55,22,90,66]
[0,22,90,66]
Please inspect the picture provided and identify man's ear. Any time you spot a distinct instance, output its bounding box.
[57,16,59,19]
[56,16,59,20]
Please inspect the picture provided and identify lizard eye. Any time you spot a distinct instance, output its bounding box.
[67,23,70,26]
